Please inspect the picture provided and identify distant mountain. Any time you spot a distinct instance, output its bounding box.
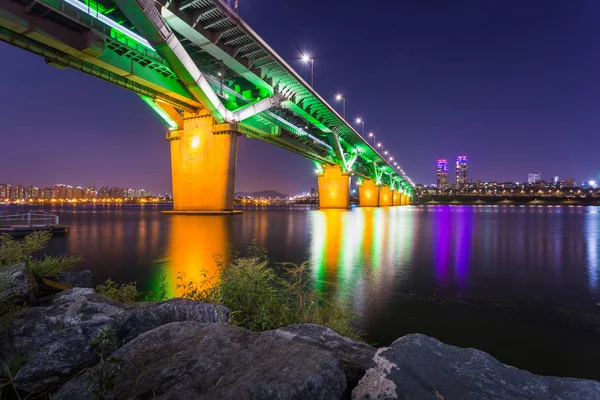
[236,190,289,198]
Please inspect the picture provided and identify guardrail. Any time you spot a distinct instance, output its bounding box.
[0,212,59,227]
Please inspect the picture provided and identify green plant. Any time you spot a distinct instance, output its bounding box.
[177,246,363,340]
[0,232,81,278]
[0,231,51,267]
[87,327,122,400]
[0,354,25,400]
[96,279,140,303]
[29,254,83,278]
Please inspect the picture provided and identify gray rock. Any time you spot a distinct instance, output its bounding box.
[55,322,346,400]
[120,297,230,342]
[1,290,229,395]
[265,324,375,395]
[55,270,93,288]
[352,333,600,400]
[3,288,129,394]
[0,263,37,306]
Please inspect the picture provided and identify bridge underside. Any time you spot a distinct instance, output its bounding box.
[0,0,415,211]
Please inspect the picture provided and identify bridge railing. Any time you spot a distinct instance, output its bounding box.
[0,212,59,227]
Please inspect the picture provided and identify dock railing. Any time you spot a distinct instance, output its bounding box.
[0,212,60,227]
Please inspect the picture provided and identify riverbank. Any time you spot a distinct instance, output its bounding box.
[1,265,599,399]
[415,194,600,205]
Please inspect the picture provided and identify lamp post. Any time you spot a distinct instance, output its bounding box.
[368,132,375,147]
[335,94,346,119]
[355,117,364,136]
[301,53,314,87]
[377,142,383,156]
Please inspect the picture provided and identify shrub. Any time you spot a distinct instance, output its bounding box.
[96,279,140,303]
[177,247,363,340]
[29,254,83,278]
[0,231,51,267]
[0,232,81,278]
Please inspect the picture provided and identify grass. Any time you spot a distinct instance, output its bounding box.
[177,246,363,340]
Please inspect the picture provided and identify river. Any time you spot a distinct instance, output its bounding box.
[6,203,600,380]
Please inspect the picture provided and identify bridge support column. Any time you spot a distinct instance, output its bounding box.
[317,164,350,209]
[401,193,410,205]
[392,190,402,206]
[379,186,393,206]
[166,110,240,214]
[358,179,380,207]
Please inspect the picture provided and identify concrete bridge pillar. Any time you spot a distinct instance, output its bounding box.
[358,179,380,207]
[401,193,410,205]
[166,110,240,214]
[317,164,350,209]
[379,186,393,206]
[392,190,402,206]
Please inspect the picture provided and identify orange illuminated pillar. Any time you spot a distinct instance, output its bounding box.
[317,164,350,209]
[358,179,380,207]
[166,110,240,214]
[392,190,402,206]
[379,186,393,206]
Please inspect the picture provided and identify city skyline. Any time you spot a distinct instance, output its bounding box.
[1,1,600,194]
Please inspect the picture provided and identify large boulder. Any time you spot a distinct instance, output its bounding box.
[55,270,93,288]
[55,322,347,400]
[265,324,376,395]
[119,297,230,342]
[0,289,229,395]
[0,263,36,306]
[352,333,600,400]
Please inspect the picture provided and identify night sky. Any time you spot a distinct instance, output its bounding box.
[1,0,599,195]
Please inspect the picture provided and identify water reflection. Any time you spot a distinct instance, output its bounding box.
[163,215,231,296]
[586,210,599,290]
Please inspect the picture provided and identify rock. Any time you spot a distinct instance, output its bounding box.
[0,290,230,395]
[352,333,600,400]
[55,322,347,400]
[265,324,376,395]
[119,298,230,342]
[0,263,37,306]
[55,270,93,288]
[2,288,129,394]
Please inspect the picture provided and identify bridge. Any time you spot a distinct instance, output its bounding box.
[0,0,415,213]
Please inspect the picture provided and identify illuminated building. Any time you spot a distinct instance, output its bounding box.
[0,183,11,199]
[565,177,576,188]
[436,159,449,190]
[54,184,67,199]
[456,156,468,189]
[26,186,40,199]
[528,173,541,184]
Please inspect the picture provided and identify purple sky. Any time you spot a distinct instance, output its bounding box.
[1,0,600,195]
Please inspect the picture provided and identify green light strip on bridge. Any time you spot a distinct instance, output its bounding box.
[62,0,154,51]
[140,95,179,130]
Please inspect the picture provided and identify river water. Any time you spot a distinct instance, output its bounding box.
[6,204,600,380]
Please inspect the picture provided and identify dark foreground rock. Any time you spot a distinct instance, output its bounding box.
[0,263,36,306]
[352,333,600,400]
[0,288,229,395]
[55,270,93,288]
[55,322,347,400]
[265,324,376,395]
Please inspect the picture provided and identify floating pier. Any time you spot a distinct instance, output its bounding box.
[0,212,69,236]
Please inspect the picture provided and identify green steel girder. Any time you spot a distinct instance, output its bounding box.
[0,0,416,188]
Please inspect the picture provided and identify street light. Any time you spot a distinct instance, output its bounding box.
[355,117,364,136]
[301,53,314,87]
[368,132,376,146]
[335,94,346,119]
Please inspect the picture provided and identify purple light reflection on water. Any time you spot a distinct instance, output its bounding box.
[433,206,452,287]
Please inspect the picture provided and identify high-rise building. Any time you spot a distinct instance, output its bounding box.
[565,177,576,188]
[528,173,541,184]
[0,183,11,199]
[436,159,449,190]
[456,156,468,189]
